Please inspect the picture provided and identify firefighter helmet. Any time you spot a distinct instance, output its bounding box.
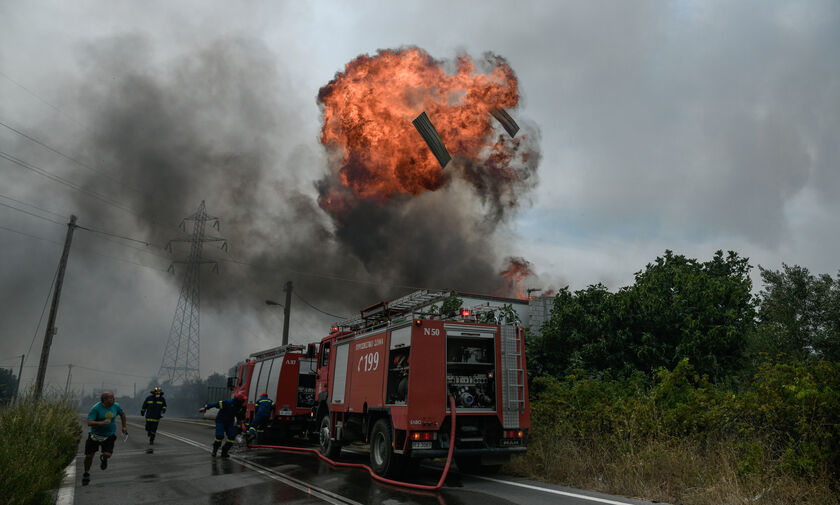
[235,392,247,403]
[151,386,163,395]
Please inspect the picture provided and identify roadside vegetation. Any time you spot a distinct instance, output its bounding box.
[515,251,840,505]
[0,394,81,505]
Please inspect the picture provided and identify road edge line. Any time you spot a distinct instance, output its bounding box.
[472,475,641,505]
[55,457,76,505]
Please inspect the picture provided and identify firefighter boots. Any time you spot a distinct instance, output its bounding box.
[220,441,233,458]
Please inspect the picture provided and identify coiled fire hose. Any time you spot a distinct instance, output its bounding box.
[249,395,457,491]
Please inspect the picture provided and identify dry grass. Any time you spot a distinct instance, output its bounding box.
[505,436,839,505]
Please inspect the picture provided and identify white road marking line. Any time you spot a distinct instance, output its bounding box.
[473,475,639,505]
[140,423,361,505]
[161,418,215,427]
[56,458,76,505]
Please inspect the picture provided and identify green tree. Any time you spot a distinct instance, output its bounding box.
[754,264,840,362]
[627,250,755,381]
[529,250,755,382]
[0,368,17,405]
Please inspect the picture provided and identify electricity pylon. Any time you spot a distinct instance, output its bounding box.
[158,201,228,384]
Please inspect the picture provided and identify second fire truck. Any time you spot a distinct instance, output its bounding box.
[231,289,531,477]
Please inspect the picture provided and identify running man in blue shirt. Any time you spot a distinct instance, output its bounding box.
[82,391,127,486]
[199,393,246,458]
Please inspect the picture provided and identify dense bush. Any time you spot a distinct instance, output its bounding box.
[522,359,840,504]
[0,396,81,505]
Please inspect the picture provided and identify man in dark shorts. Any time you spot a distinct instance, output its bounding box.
[83,391,127,486]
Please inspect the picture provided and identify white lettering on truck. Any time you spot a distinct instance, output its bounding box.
[357,352,379,372]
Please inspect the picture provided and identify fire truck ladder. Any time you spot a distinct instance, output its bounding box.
[500,324,525,429]
[335,289,450,330]
[388,289,450,314]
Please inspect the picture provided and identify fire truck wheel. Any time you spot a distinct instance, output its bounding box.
[455,455,501,475]
[318,415,341,459]
[370,418,404,477]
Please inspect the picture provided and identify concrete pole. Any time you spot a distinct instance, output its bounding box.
[282,281,292,346]
[64,364,73,395]
[34,215,77,399]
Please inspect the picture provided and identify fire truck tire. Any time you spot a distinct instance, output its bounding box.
[370,418,405,477]
[455,455,501,475]
[318,415,341,459]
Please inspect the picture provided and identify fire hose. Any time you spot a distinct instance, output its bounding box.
[248,395,457,492]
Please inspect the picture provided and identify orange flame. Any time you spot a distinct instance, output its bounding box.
[498,257,533,299]
[317,47,519,214]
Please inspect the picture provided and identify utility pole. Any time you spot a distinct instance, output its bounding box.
[134,383,136,399]
[13,354,24,404]
[64,364,73,395]
[282,281,292,346]
[34,215,77,399]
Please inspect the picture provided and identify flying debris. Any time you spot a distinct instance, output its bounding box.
[412,112,452,169]
[490,108,520,138]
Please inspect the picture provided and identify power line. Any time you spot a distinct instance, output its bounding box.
[0,118,133,191]
[0,221,169,273]
[0,71,93,135]
[0,200,65,225]
[202,252,427,291]
[70,364,156,379]
[24,264,59,369]
[74,246,169,273]
[77,224,153,246]
[14,363,156,380]
[293,291,349,319]
[0,223,64,245]
[0,150,140,216]
[0,192,66,219]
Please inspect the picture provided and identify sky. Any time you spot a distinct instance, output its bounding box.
[1,0,838,398]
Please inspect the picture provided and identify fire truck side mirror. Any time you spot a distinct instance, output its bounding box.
[226,377,236,390]
[306,343,318,359]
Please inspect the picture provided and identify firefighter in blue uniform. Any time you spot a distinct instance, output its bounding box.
[140,387,167,446]
[200,393,246,457]
[247,393,275,443]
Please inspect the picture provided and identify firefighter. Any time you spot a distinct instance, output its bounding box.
[140,387,167,446]
[199,393,246,458]
[247,393,275,444]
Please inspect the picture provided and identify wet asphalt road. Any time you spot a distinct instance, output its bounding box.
[67,416,656,505]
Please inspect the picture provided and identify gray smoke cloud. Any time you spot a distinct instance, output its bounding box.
[68,37,541,318]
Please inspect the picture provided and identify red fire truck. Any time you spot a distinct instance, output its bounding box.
[229,344,318,438]
[312,289,531,477]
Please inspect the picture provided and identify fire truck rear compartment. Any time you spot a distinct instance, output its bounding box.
[446,333,496,410]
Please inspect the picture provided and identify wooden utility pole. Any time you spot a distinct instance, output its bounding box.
[282,281,292,346]
[34,215,77,399]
